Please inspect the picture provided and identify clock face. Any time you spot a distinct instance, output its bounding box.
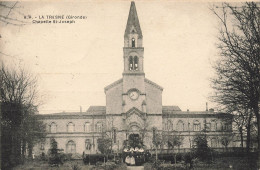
[129,91,139,100]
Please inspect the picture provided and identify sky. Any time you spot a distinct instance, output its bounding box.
[0,1,231,114]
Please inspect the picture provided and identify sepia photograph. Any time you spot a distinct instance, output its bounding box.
[0,1,259,169]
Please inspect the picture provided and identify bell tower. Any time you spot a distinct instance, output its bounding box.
[122,1,146,113]
[123,1,144,74]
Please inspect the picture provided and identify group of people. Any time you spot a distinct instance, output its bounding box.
[125,155,136,166]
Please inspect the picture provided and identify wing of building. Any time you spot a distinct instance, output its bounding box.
[35,1,234,157]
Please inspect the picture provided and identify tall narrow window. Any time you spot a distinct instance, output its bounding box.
[113,129,117,143]
[134,56,138,70]
[193,120,201,131]
[85,139,91,150]
[211,120,217,131]
[67,140,76,153]
[129,56,133,70]
[67,122,75,132]
[152,128,156,141]
[96,122,102,132]
[177,120,184,131]
[132,38,135,47]
[84,122,91,132]
[211,138,217,148]
[50,122,57,133]
[167,120,173,131]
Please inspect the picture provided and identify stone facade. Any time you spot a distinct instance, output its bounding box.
[34,1,234,156]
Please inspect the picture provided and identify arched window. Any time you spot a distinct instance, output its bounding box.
[223,123,229,131]
[66,140,76,153]
[206,123,211,131]
[50,122,57,133]
[132,38,135,47]
[167,120,173,131]
[67,122,75,132]
[176,120,184,131]
[211,120,217,131]
[113,129,117,143]
[134,56,138,70]
[193,120,201,131]
[211,138,218,148]
[84,122,91,132]
[96,122,102,132]
[85,139,91,150]
[129,56,133,70]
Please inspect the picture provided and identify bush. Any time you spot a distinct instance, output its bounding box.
[90,162,127,170]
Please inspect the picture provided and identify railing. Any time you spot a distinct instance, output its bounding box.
[149,147,256,154]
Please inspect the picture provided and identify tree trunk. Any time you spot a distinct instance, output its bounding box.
[155,147,158,161]
[253,106,260,168]
[246,113,252,153]
[239,126,243,148]
[28,141,33,158]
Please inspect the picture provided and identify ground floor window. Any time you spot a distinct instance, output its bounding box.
[66,140,76,153]
[85,139,91,150]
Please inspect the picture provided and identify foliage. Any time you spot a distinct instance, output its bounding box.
[221,135,233,150]
[71,163,81,170]
[48,138,64,166]
[210,2,260,156]
[97,137,112,156]
[193,134,212,162]
[0,64,46,169]
[91,162,127,170]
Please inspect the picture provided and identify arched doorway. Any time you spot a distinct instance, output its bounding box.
[128,134,143,148]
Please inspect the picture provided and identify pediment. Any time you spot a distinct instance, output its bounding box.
[126,107,145,120]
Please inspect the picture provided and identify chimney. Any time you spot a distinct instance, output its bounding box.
[80,106,82,113]
[187,109,189,112]
[206,102,208,111]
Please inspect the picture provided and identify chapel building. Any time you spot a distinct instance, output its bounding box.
[35,1,234,156]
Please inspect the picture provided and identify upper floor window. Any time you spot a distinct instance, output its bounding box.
[129,56,138,71]
[222,123,229,131]
[84,122,91,132]
[193,120,201,131]
[206,123,211,131]
[129,56,133,70]
[96,122,102,132]
[166,120,173,131]
[50,122,57,133]
[66,140,76,153]
[132,38,135,47]
[67,122,75,132]
[176,120,184,131]
[211,120,217,131]
[134,56,138,70]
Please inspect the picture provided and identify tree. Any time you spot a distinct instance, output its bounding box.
[193,133,212,162]
[0,63,46,168]
[152,130,163,161]
[48,138,64,166]
[167,133,184,165]
[97,137,112,161]
[210,2,260,166]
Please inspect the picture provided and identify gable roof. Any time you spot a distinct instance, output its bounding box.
[104,78,123,93]
[86,106,106,115]
[145,78,163,91]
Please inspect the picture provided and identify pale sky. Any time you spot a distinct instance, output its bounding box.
[0,1,229,114]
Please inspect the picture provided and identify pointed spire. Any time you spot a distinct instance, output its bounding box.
[124,1,142,38]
